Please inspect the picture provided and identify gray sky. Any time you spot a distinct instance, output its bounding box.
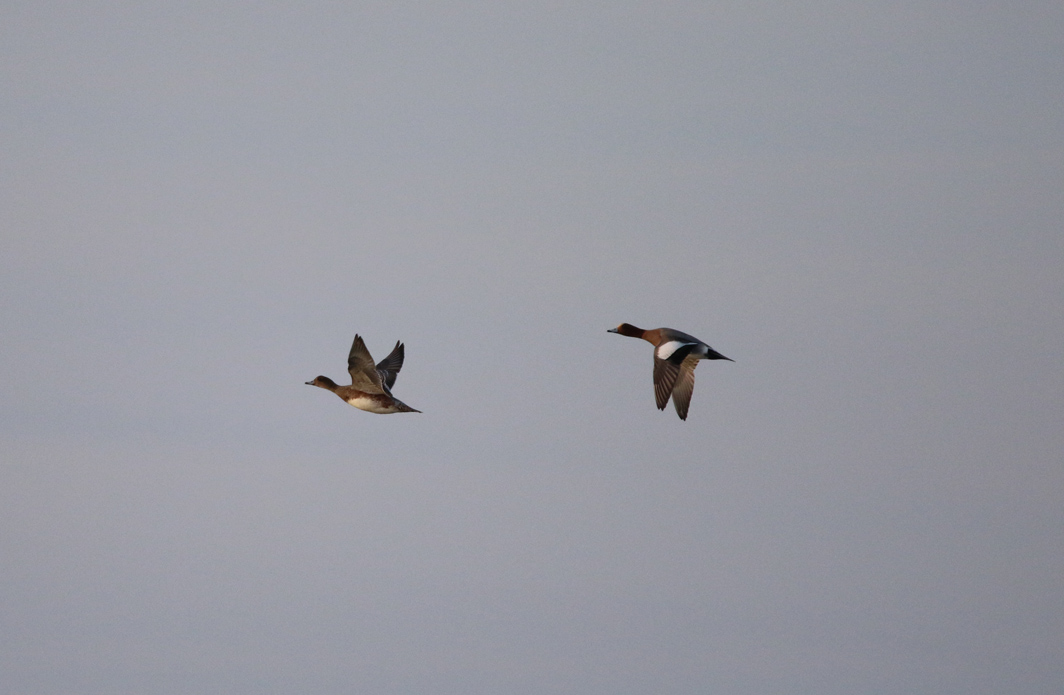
[2,2,1063,694]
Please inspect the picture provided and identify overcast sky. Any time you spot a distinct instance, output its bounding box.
[2,2,1063,694]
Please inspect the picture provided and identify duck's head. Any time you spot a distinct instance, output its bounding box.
[305,375,339,390]
[607,323,644,338]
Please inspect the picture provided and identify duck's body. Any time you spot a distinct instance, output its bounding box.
[306,335,421,414]
[608,323,732,420]
[305,376,421,414]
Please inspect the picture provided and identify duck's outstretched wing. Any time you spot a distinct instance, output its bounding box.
[374,341,405,390]
[347,335,386,394]
[652,356,679,411]
[670,355,700,421]
[652,342,698,411]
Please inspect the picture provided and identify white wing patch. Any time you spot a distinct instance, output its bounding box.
[656,340,692,360]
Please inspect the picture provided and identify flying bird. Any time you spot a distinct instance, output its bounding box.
[607,323,733,420]
[306,335,421,414]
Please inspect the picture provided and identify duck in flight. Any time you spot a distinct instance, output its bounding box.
[306,335,421,414]
[608,323,733,420]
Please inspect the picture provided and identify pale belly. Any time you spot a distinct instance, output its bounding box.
[345,395,398,414]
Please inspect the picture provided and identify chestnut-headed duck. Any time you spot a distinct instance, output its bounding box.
[306,334,421,414]
[607,323,733,421]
